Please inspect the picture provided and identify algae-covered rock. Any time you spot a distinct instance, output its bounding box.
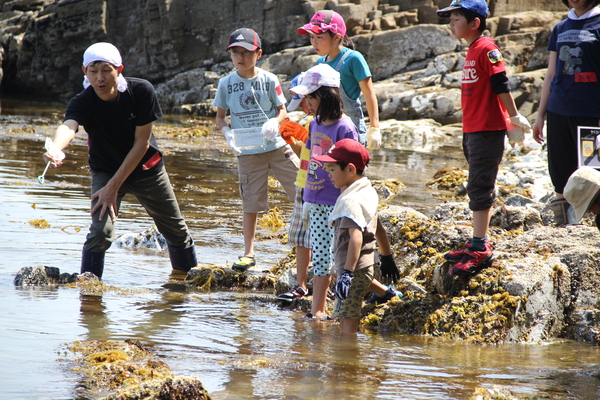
[100,376,211,400]
[68,340,211,400]
[469,385,529,400]
[186,264,278,291]
[426,167,467,191]
[353,203,600,344]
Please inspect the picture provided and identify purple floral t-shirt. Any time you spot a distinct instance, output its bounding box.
[303,115,358,205]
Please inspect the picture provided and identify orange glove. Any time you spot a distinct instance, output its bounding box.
[279,119,308,145]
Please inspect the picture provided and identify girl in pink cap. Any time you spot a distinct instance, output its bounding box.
[299,10,402,305]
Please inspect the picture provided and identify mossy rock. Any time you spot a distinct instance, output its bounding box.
[68,340,212,400]
[186,265,278,291]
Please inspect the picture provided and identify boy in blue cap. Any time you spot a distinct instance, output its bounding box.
[437,0,532,276]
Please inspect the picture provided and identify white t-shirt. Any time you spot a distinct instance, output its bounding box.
[213,68,287,155]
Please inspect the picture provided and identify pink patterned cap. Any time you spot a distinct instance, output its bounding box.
[298,10,346,37]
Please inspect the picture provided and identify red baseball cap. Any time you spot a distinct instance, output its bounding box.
[313,138,370,170]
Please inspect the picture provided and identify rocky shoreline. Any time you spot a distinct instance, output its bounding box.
[7,1,600,398]
[15,126,600,346]
[12,108,600,400]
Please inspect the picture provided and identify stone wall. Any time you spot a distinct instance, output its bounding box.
[0,0,566,100]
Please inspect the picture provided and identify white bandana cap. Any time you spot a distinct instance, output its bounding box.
[82,42,128,92]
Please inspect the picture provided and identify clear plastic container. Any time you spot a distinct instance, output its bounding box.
[232,127,266,151]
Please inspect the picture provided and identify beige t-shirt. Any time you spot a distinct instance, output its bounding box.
[332,216,376,275]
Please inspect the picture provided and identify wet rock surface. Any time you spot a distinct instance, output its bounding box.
[68,340,212,400]
[14,265,78,286]
[114,225,168,251]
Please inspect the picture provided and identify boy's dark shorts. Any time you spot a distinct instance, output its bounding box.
[462,130,505,211]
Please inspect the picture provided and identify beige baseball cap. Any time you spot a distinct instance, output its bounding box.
[563,166,600,222]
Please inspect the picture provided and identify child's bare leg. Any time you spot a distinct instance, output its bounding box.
[472,209,492,238]
[296,246,310,290]
[242,212,257,257]
[340,317,359,335]
[311,274,331,317]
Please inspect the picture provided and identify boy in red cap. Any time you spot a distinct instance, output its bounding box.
[314,139,379,335]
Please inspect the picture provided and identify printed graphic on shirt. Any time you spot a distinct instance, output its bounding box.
[462,59,478,84]
[558,43,598,82]
[558,29,598,44]
[306,131,334,192]
[239,90,260,110]
[487,49,503,64]
[557,29,599,81]
[559,44,583,75]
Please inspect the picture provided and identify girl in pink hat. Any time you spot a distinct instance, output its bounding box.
[299,10,402,305]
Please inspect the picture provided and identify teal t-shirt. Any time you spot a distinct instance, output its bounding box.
[317,47,371,100]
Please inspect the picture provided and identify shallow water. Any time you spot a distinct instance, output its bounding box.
[1,97,600,400]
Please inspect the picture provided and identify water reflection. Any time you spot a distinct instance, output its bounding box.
[2,98,600,400]
[79,295,112,340]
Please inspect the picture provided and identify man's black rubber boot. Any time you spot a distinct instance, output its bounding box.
[168,240,198,272]
[81,248,105,279]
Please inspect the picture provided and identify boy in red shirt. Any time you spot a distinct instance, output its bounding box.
[437,0,531,275]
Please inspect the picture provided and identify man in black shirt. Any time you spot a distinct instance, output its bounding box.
[43,42,197,278]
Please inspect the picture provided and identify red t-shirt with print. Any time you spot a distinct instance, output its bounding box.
[461,36,509,133]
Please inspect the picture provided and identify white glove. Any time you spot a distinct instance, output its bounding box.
[509,114,532,134]
[366,127,381,150]
[262,118,280,141]
[507,126,525,148]
[507,114,531,148]
[222,127,241,154]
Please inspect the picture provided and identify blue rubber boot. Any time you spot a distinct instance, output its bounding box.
[81,248,105,278]
[168,240,198,272]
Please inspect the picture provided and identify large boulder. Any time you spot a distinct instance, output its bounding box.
[364,24,458,81]
[361,205,600,344]
[0,0,568,100]
[0,0,309,98]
